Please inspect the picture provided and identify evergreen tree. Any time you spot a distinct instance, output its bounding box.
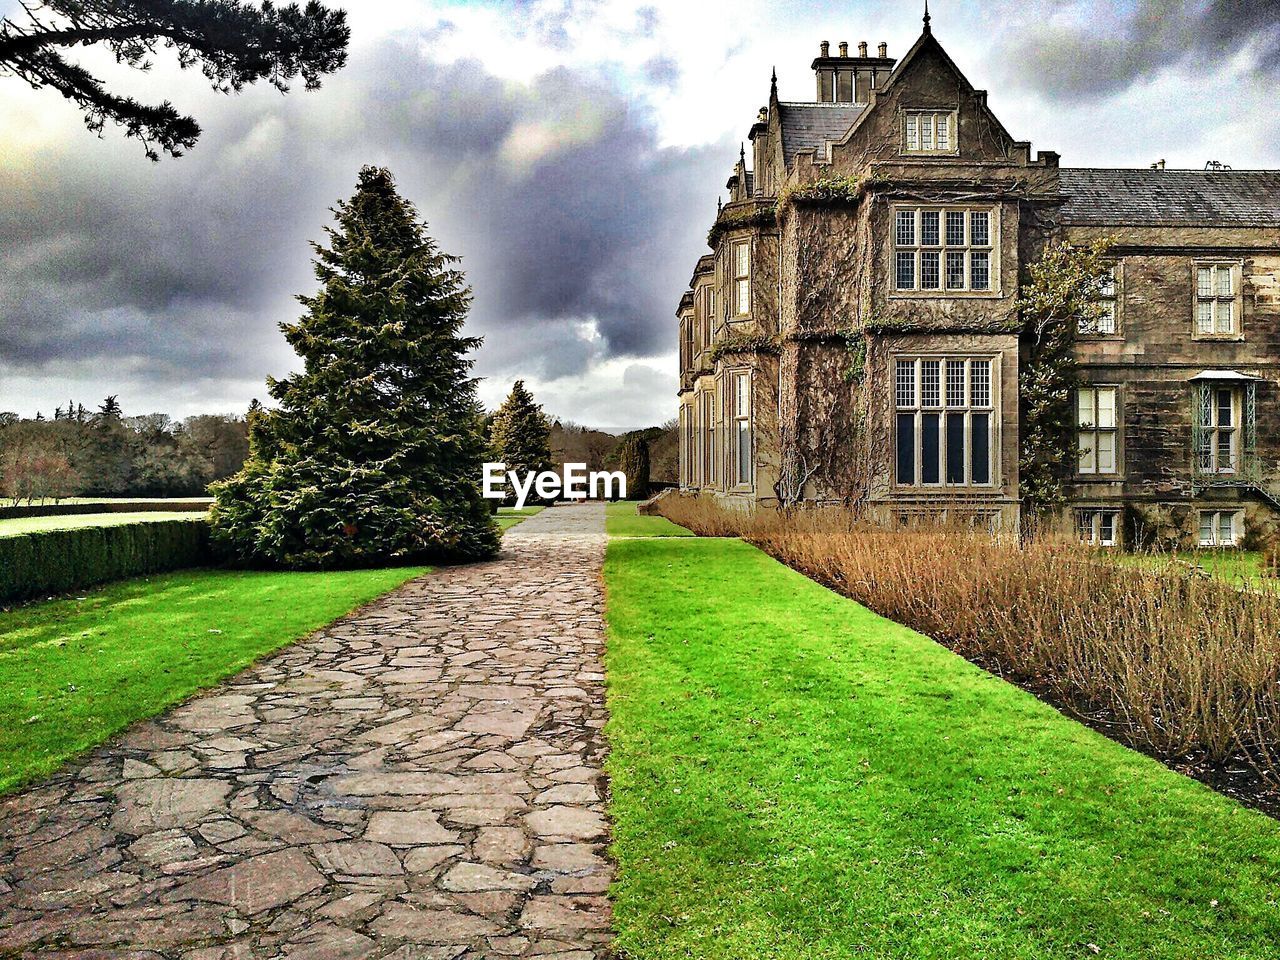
[488,380,552,504]
[616,436,650,500]
[211,166,499,568]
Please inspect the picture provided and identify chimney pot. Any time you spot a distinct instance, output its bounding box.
[820,40,829,57]
[858,41,868,57]
[838,41,849,57]
[878,42,888,58]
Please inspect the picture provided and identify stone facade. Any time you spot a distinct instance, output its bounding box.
[676,14,1280,548]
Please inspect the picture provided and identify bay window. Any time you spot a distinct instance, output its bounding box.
[731,371,752,488]
[894,207,993,292]
[895,356,994,487]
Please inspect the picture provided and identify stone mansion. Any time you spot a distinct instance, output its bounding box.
[675,13,1280,549]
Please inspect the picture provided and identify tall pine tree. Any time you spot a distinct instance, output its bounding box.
[488,380,553,503]
[212,166,498,568]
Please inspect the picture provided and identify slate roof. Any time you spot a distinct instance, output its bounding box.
[777,101,865,168]
[1058,168,1280,226]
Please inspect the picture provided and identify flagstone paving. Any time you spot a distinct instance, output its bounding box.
[0,503,613,959]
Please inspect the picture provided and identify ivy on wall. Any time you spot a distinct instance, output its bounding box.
[1016,238,1114,520]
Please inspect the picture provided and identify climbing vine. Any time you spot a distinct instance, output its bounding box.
[1016,237,1115,521]
[710,332,781,364]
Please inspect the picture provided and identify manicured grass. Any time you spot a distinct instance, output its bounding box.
[497,505,545,531]
[604,536,1280,959]
[605,500,694,538]
[0,565,426,793]
[0,511,209,537]
[1125,549,1269,587]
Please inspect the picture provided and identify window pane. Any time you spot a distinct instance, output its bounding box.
[971,413,990,484]
[735,374,750,417]
[1099,267,1115,298]
[936,114,951,150]
[1099,512,1116,544]
[1216,389,1233,426]
[921,116,935,150]
[737,421,751,484]
[920,251,940,289]
[946,412,966,483]
[946,211,966,246]
[921,360,940,407]
[1196,300,1213,334]
[896,252,916,290]
[896,359,916,408]
[970,360,991,407]
[1199,512,1215,545]
[905,114,918,151]
[1097,387,1116,428]
[1215,299,1233,333]
[945,251,965,289]
[1217,430,1233,471]
[946,360,965,406]
[970,211,989,246]
[1097,431,1115,473]
[1219,512,1234,544]
[736,278,750,315]
[1198,267,1213,297]
[896,211,916,246]
[1078,431,1096,472]
[1216,265,1233,296]
[921,413,941,484]
[1078,388,1095,427]
[1098,301,1116,334]
[921,211,940,245]
[970,251,990,290]
[896,413,916,484]
[735,242,750,276]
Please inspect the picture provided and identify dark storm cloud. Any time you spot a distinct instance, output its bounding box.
[1007,0,1280,96]
[0,33,729,404]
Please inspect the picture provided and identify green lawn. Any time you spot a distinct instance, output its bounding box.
[0,511,209,538]
[1124,549,1270,587]
[606,500,694,538]
[497,505,545,531]
[0,565,425,793]
[604,536,1280,959]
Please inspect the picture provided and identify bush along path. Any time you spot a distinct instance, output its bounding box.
[0,503,613,958]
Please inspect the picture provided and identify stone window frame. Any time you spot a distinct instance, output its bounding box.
[725,367,754,493]
[1192,259,1244,341]
[731,238,751,317]
[901,108,959,157]
[892,353,1000,490]
[1076,384,1123,478]
[1079,261,1122,339]
[1076,507,1121,547]
[1198,508,1242,548]
[890,204,999,298]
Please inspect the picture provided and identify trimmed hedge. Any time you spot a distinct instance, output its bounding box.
[0,501,212,521]
[0,519,212,605]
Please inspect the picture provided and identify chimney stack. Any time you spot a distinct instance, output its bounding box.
[838,41,848,57]
[820,40,829,57]
[878,42,888,58]
[858,41,868,57]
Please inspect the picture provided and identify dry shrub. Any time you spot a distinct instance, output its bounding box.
[657,493,1280,781]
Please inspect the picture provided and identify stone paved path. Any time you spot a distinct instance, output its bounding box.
[0,503,613,960]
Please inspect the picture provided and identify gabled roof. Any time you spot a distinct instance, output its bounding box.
[777,101,865,169]
[1059,168,1280,226]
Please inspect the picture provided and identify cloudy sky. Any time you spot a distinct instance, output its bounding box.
[2,0,1278,429]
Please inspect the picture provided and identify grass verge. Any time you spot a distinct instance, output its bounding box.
[0,511,209,537]
[604,536,1280,959]
[606,500,694,538]
[497,505,545,531]
[0,565,425,793]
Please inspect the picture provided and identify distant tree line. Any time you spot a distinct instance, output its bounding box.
[0,396,250,503]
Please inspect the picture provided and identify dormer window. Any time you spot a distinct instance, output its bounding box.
[904,110,955,155]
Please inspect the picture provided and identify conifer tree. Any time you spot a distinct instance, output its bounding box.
[616,436,650,500]
[488,380,553,503]
[211,166,499,568]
